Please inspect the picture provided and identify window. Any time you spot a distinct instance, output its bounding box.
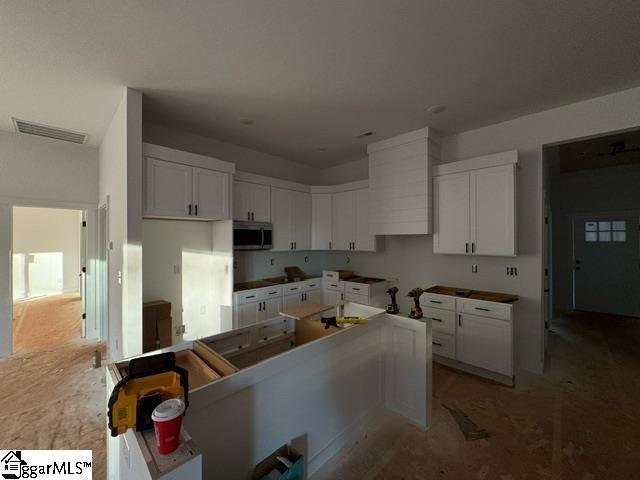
[585,220,626,242]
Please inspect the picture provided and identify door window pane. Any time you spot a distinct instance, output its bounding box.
[598,221,611,231]
[585,222,597,232]
[613,231,626,242]
[585,232,597,242]
[612,221,626,231]
[598,231,611,242]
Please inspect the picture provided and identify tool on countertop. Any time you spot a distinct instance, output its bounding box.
[320,316,368,329]
[408,288,424,319]
[108,352,189,437]
[386,286,399,314]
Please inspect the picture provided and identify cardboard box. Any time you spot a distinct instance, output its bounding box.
[253,445,304,480]
[143,301,172,353]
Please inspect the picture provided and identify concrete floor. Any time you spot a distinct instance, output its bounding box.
[313,311,640,480]
[0,294,106,479]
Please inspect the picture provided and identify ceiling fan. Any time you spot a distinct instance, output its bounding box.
[597,141,640,157]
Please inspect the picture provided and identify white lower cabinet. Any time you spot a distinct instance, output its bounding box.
[457,312,512,377]
[236,302,259,328]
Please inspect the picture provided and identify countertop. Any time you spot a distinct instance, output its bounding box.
[424,285,518,303]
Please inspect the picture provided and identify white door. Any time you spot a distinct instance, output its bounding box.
[271,188,293,251]
[471,164,516,256]
[283,293,302,310]
[332,190,354,250]
[385,315,429,428]
[354,189,375,251]
[458,313,512,376]
[312,193,332,250]
[261,297,282,321]
[233,180,251,221]
[145,157,192,218]
[193,168,229,220]
[573,214,640,317]
[251,183,271,222]
[433,173,470,254]
[292,191,312,250]
[236,302,259,328]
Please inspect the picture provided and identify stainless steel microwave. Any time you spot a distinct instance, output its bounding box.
[233,222,273,250]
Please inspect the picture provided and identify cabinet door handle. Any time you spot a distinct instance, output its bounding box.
[432,341,442,347]
[352,287,360,291]
[290,242,293,250]
[474,307,490,312]
[195,204,198,216]
[458,314,462,326]
[251,212,254,221]
[262,301,266,310]
[432,317,442,322]
[246,295,256,299]
[329,241,332,249]
[294,242,297,250]
[465,242,469,253]
[258,302,262,311]
[188,204,192,216]
[247,211,250,221]
[430,300,442,304]
[471,242,475,253]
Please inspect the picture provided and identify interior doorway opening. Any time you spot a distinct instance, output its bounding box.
[544,128,640,327]
[12,206,85,353]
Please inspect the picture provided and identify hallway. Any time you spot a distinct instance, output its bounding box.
[0,295,106,478]
[313,312,640,480]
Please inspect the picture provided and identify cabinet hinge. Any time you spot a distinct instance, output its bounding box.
[82,267,86,273]
[82,220,87,227]
[544,268,548,277]
[82,313,86,320]
[545,217,548,225]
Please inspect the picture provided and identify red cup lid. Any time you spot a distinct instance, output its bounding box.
[152,398,185,422]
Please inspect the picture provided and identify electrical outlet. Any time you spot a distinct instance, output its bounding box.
[173,264,181,275]
[346,255,351,264]
[472,264,478,273]
[506,267,518,276]
[175,325,186,336]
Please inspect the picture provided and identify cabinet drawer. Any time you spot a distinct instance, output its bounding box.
[303,279,321,291]
[257,317,293,343]
[458,298,512,321]
[344,282,369,296]
[423,307,456,335]
[432,333,455,359]
[344,292,369,305]
[261,286,282,299]
[204,330,251,356]
[322,280,344,292]
[322,270,339,281]
[421,293,455,311]
[235,290,262,305]
[283,283,304,295]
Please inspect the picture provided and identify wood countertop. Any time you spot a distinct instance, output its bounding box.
[425,285,518,303]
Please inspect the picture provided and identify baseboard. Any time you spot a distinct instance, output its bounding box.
[433,355,514,386]
[307,402,385,477]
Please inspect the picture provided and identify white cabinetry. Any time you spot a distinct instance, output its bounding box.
[331,189,375,251]
[233,181,270,222]
[144,148,232,221]
[367,127,440,235]
[433,151,517,256]
[311,193,332,250]
[271,188,311,251]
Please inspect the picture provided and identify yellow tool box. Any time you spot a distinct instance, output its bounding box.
[108,352,189,437]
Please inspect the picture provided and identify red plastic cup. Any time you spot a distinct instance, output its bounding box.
[152,398,185,455]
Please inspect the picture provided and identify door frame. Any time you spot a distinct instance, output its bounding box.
[6,197,99,353]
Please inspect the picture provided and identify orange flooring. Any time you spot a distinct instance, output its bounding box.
[0,294,106,479]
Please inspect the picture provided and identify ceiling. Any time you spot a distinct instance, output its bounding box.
[558,129,640,173]
[2,1,640,167]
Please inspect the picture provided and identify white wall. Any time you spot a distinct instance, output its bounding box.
[143,219,233,342]
[99,87,143,360]
[143,123,322,185]
[12,207,82,295]
[0,130,98,358]
[550,162,640,311]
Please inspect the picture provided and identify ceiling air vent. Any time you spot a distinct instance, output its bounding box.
[12,118,88,145]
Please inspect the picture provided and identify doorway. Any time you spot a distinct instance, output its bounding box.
[11,206,85,352]
[546,128,640,322]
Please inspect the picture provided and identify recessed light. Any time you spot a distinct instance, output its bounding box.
[426,105,446,114]
[238,117,254,125]
[356,131,374,139]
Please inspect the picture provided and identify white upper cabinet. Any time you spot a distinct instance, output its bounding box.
[354,188,375,251]
[146,157,193,218]
[367,127,440,235]
[433,150,517,257]
[271,187,311,251]
[433,173,470,254]
[193,167,230,220]
[233,180,271,222]
[143,144,234,221]
[331,188,376,252]
[311,193,332,250]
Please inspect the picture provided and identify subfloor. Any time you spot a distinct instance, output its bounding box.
[0,294,106,479]
[313,311,640,480]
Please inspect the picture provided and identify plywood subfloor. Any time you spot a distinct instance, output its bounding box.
[13,293,83,352]
[312,311,640,480]
[1,295,106,479]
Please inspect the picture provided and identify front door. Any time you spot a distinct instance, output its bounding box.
[573,213,640,317]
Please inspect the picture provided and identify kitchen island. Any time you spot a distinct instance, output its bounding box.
[107,302,431,479]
